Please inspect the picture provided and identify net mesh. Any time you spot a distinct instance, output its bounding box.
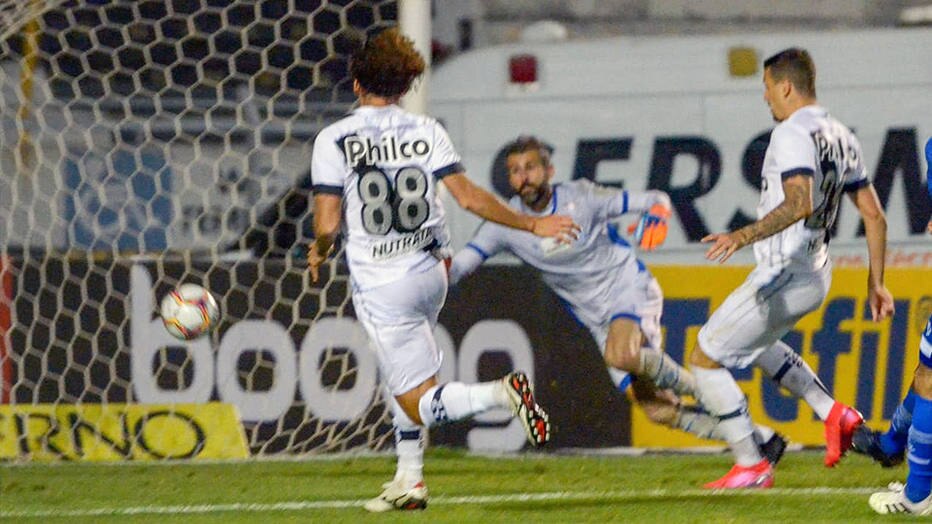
[0,0,400,458]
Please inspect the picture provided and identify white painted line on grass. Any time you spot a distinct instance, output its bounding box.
[0,487,880,519]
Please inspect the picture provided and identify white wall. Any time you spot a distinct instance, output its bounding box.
[430,28,932,261]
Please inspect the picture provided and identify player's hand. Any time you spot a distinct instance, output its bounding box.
[530,214,580,243]
[307,243,334,283]
[627,204,671,251]
[702,232,745,263]
[927,218,931,235]
[868,284,895,321]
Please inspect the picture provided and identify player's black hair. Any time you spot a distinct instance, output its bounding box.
[350,27,425,98]
[764,48,816,98]
[503,135,553,167]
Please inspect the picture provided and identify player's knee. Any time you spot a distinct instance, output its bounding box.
[604,345,640,372]
[914,364,932,399]
[605,318,643,372]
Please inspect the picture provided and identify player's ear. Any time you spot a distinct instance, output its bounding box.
[781,78,793,99]
[545,162,555,181]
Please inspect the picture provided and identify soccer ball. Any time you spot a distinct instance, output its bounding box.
[159,284,220,341]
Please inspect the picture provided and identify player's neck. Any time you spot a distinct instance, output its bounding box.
[358,93,401,107]
[786,98,818,117]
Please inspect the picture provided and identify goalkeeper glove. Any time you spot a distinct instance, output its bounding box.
[627,204,672,251]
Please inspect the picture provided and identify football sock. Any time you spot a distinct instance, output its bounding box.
[676,404,774,444]
[390,398,424,488]
[640,347,696,397]
[753,424,776,443]
[607,367,633,392]
[906,395,932,503]
[881,390,916,457]
[755,341,834,420]
[417,381,507,428]
[693,365,760,466]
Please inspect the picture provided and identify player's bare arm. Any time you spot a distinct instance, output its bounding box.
[442,172,580,241]
[703,174,812,263]
[849,184,895,321]
[307,193,341,283]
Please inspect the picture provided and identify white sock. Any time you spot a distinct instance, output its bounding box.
[390,398,423,488]
[676,405,775,445]
[676,405,723,439]
[417,382,507,428]
[692,366,761,466]
[640,347,696,396]
[755,341,834,420]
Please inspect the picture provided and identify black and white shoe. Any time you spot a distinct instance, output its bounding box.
[758,432,788,466]
[503,371,551,447]
[851,425,904,468]
[363,479,429,512]
[869,482,932,515]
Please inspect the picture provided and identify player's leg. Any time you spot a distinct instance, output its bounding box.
[869,365,932,515]
[879,389,914,461]
[407,372,549,446]
[626,374,785,463]
[852,388,912,467]
[688,270,816,487]
[358,262,550,512]
[604,316,695,396]
[374,393,429,512]
[754,340,834,418]
[603,276,784,461]
[405,264,549,446]
[905,364,932,506]
[755,264,862,466]
[870,314,932,515]
[754,339,862,466]
[362,263,543,436]
[854,314,927,469]
[603,274,695,396]
[690,344,772,488]
[353,265,442,512]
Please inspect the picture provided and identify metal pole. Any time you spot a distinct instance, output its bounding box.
[399,0,431,115]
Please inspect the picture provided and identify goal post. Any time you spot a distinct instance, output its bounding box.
[399,0,431,115]
[0,0,415,460]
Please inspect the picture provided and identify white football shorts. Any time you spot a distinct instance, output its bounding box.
[352,260,447,396]
[572,269,665,355]
[698,261,832,369]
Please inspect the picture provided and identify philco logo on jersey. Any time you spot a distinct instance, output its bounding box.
[344,134,431,167]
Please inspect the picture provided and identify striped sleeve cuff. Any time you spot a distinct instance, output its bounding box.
[780,167,815,180]
[843,178,870,193]
[433,162,465,179]
[312,184,343,195]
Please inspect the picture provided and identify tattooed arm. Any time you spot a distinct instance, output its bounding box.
[703,174,813,263]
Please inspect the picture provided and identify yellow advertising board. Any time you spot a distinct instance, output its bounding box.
[633,266,932,448]
[0,402,248,461]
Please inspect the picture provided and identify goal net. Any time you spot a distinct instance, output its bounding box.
[0,0,401,459]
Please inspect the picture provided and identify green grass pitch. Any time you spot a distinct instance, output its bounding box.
[0,449,913,523]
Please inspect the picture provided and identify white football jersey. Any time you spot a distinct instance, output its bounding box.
[450,179,667,311]
[311,105,463,290]
[755,105,868,272]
